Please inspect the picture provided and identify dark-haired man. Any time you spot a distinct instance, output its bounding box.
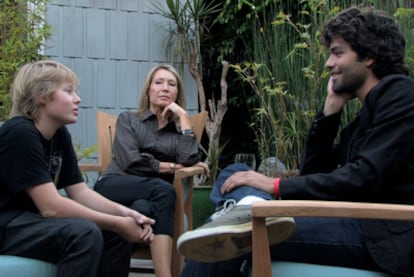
[180,6,414,277]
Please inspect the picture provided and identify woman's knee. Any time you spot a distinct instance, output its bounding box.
[153,180,176,202]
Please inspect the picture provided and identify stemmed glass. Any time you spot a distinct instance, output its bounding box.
[234,153,256,170]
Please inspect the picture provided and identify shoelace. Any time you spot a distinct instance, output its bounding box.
[210,199,237,221]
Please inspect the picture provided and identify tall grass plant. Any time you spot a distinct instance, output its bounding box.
[232,0,414,169]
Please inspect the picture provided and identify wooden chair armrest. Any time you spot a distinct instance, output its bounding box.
[251,200,414,277]
[174,166,205,179]
[252,200,414,221]
[78,163,102,173]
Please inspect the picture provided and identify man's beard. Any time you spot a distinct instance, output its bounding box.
[332,69,365,96]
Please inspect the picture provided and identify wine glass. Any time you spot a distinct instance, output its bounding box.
[234,153,256,170]
[258,157,286,177]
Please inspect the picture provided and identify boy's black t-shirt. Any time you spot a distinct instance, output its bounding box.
[0,116,83,224]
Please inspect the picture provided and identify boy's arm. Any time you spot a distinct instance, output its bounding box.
[26,182,154,242]
[64,182,155,225]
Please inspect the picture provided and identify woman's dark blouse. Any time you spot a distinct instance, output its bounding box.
[103,110,201,178]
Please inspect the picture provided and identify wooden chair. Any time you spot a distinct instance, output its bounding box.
[79,110,208,277]
[251,200,414,277]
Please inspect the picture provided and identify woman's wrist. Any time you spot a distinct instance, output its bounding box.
[169,162,176,173]
[181,129,195,137]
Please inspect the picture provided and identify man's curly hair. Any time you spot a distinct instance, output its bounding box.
[322,6,408,78]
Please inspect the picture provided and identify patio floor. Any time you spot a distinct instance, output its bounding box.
[129,258,155,277]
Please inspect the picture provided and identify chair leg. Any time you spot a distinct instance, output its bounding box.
[172,175,196,277]
[252,217,272,277]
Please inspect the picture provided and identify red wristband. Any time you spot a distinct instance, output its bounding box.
[273,178,281,198]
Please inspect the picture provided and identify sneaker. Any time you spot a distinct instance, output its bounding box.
[209,199,236,221]
[177,204,295,262]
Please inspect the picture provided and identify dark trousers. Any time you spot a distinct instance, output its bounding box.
[94,174,176,236]
[181,218,380,277]
[0,211,131,277]
[181,164,381,277]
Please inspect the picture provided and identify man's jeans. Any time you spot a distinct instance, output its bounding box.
[210,163,274,208]
[181,216,379,276]
[181,163,380,277]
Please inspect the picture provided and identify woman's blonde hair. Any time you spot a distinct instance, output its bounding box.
[10,60,79,119]
[138,64,186,113]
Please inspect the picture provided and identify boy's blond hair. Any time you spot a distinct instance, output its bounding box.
[10,60,79,119]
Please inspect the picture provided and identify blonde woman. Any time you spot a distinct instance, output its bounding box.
[94,64,209,277]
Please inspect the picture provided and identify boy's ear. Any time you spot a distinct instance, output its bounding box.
[36,95,48,105]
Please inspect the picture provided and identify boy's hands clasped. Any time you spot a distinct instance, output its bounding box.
[117,216,154,243]
[119,210,155,243]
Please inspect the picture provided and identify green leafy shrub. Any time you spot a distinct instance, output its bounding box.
[0,0,51,121]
